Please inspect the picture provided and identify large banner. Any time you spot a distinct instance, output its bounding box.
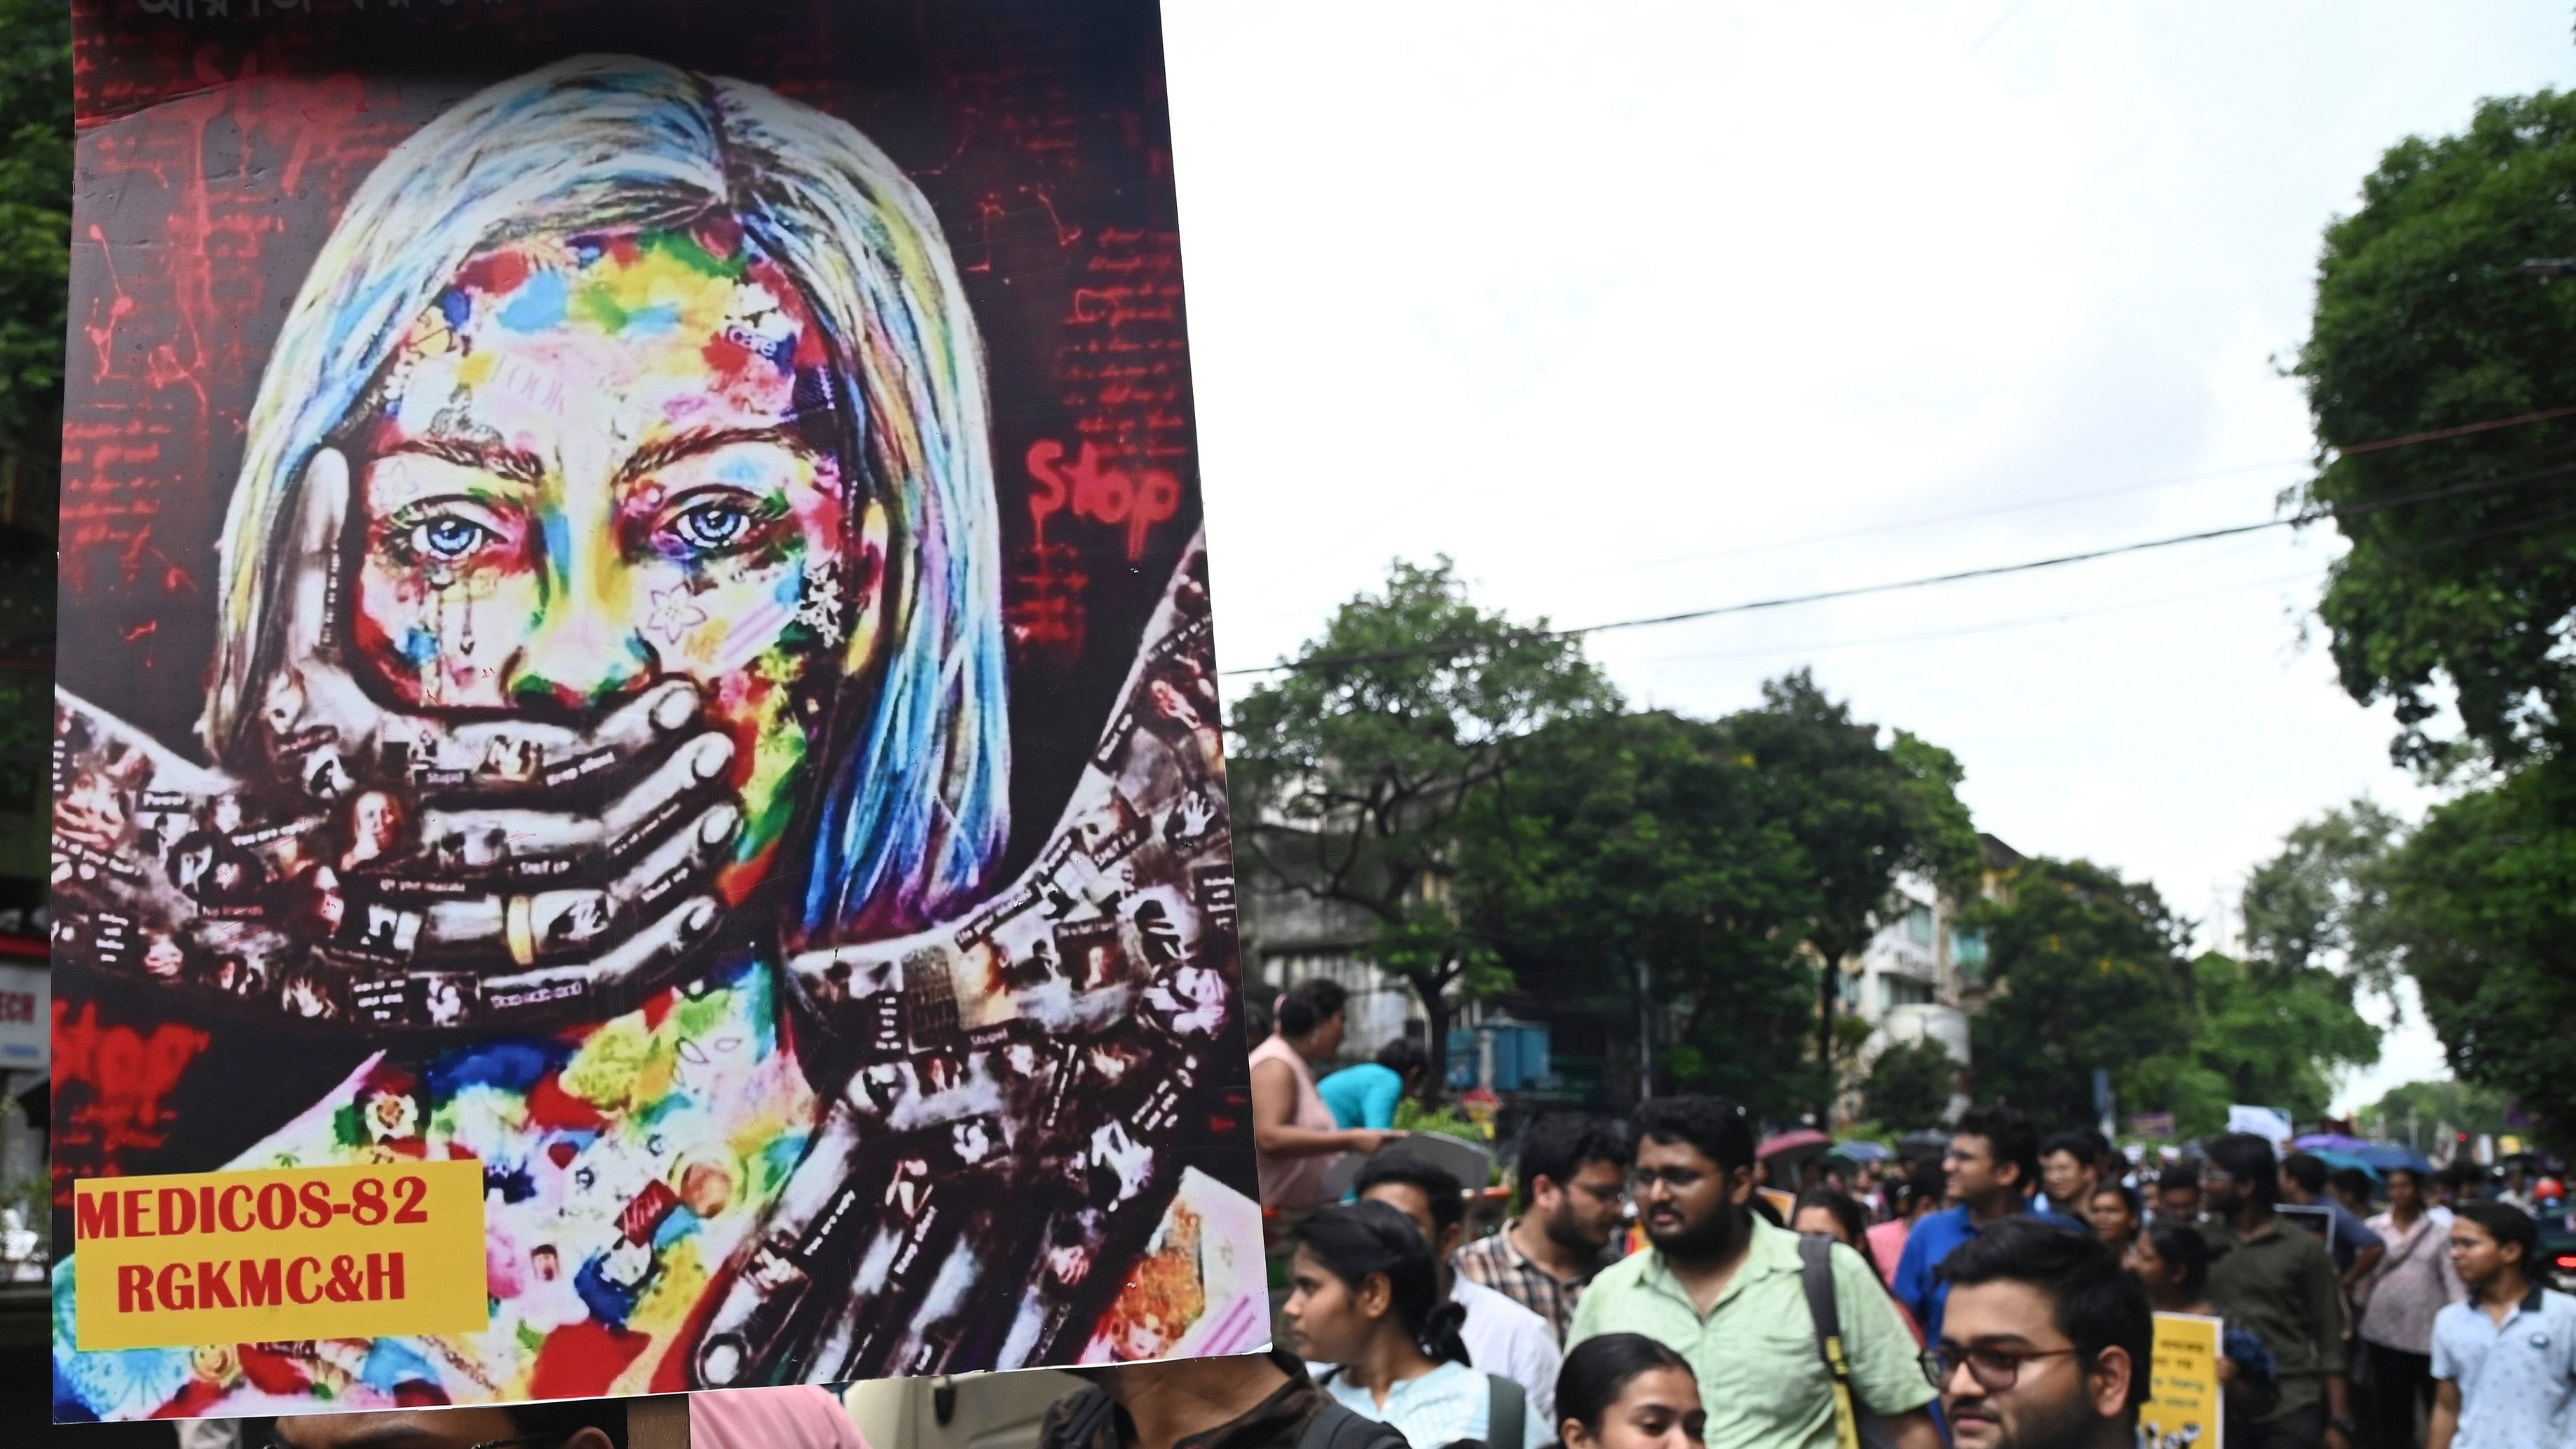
[49,0,1258,1420]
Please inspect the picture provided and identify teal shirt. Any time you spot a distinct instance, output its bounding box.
[1316,1062,1405,1130]
[1568,1216,1937,1449]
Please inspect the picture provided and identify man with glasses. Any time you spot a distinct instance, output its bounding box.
[1894,1108,2085,1345]
[1457,1111,1633,1341]
[1567,1094,1939,1449]
[1935,1216,2150,1449]
[2201,1132,2354,1449]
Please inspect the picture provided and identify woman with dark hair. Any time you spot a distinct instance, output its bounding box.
[1792,1185,1928,1344]
[1552,1333,1705,1449]
[2357,1165,2465,1449]
[1287,1201,1546,1449]
[2087,1182,2142,1255]
[2126,1219,2281,1434]
[1791,1187,1884,1281]
[1321,1037,1433,1131]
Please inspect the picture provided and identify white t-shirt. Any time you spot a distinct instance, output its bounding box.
[1455,1274,1563,1429]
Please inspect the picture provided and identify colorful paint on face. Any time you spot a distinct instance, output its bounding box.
[351,225,868,885]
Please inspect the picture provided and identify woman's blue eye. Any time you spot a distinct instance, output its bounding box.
[671,501,754,552]
[410,516,493,562]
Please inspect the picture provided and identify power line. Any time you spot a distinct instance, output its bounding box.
[1221,448,2576,678]
[1609,453,2310,575]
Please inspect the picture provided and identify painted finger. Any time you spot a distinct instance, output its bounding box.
[416,802,738,960]
[580,892,722,989]
[421,887,613,962]
[599,731,735,851]
[402,679,703,795]
[412,803,601,869]
[615,800,743,916]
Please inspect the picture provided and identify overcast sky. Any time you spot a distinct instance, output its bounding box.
[1160,2,2576,1115]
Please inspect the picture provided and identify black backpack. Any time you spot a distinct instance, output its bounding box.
[1042,1382,1414,1449]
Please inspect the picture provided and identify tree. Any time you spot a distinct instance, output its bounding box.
[2293,90,2576,771]
[1863,1038,1958,1133]
[1965,857,2200,1128]
[2240,800,2402,992]
[2365,765,2576,1151]
[2362,1078,2520,1153]
[1465,709,1821,1120]
[0,0,70,523]
[1227,558,1616,1096]
[2292,92,2576,1152]
[1723,672,1982,1124]
[2187,951,2381,1131]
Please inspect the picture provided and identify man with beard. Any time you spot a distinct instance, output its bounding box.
[2201,1132,2354,1449]
[1567,1094,1940,1449]
[1935,1217,2149,1449]
[1457,1110,1632,1341]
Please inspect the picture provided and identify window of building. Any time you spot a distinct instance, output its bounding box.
[1879,975,1935,1011]
[1951,927,1987,977]
[1905,904,1935,945]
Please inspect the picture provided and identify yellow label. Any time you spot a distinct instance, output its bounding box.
[2139,1311,2226,1449]
[72,1160,488,1351]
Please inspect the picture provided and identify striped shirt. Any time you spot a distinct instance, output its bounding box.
[1453,1220,1611,1342]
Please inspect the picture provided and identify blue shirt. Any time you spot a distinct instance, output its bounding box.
[1316,1063,1405,1131]
[2430,1285,2576,1449]
[1893,1202,2087,1344]
[2317,1199,2385,1272]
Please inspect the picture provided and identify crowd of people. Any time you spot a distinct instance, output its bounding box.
[185,982,2569,1449]
[1236,979,2572,1449]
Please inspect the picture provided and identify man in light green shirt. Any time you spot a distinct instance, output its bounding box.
[1568,1096,1940,1449]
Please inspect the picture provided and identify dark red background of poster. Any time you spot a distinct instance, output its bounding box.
[55,0,1212,1191]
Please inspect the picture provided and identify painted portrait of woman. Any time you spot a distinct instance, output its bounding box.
[49,46,1258,1421]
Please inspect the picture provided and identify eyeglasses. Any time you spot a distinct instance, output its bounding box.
[1572,1178,1629,1204]
[1934,1342,2086,1392]
[267,1436,568,1449]
[1630,1166,1706,1192]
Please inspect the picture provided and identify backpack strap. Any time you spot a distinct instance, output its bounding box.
[1799,1232,1864,1449]
[1486,1372,1527,1449]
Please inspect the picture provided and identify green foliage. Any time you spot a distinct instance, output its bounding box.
[1862,1038,1958,1132]
[1722,672,1984,1118]
[2188,951,2382,1131]
[2293,90,2576,770]
[2241,800,2402,993]
[0,0,70,487]
[2361,1077,2520,1148]
[1393,1096,1494,1152]
[1966,857,2200,1127]
[1466,708,1822,1120]
[1229,557,1617,1089]
[2366,763,2576,1150]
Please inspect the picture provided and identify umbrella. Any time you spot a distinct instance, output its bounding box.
[2354,1142,2436,1176]
[2309,1148,2383,1185]
[1758,1129,1832,1159]
[2294,1132,2370,1153]
[1829,1141,1895,1164]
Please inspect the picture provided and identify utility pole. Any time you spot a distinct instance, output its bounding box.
[1635,957,1654,1100]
